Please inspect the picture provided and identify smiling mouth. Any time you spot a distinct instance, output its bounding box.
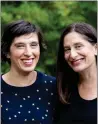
[22,59,34,66]
[23,59,33,63]
[71,58,84,66]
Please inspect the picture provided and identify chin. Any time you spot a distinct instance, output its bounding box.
[20,66,35,73]
[72,66,85,73]
[23,69,34,72]
[70,63,90,73]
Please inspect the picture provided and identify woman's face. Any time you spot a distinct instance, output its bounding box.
[63,31,97,72]
[8,33,40,73]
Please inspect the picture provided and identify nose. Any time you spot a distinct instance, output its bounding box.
[24,46,32,57]
[69,48,78,59]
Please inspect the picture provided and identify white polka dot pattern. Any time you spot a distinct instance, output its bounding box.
[1,71,56,124]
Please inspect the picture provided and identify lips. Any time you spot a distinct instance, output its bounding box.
[22,59,34,66]
[71,58,84,66]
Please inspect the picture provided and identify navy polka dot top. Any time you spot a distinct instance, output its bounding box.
[1,71,57,124]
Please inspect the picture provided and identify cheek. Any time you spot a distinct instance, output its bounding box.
[64,53,69,61]
[10,50,24,59]
[35,47,40,56]
[81,46,94,54]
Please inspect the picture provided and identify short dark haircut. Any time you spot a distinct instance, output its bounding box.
[1,20,47,64]
[56,22,97,104]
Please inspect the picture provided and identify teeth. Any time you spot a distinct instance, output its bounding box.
[75,60,80,62]
[23,59,32,63]
[74,58,83,62]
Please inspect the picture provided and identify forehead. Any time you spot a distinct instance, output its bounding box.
[12,33,39,44]
[63,31,88,46]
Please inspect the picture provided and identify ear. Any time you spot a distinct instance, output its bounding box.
[94,43,97,56]
[7,53,10,59]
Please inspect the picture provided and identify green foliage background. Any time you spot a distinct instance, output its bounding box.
[1,1,97,76]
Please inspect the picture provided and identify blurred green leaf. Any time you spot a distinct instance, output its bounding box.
[1,1,97,76]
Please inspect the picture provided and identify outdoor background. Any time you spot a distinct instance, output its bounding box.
[1,1,97,76]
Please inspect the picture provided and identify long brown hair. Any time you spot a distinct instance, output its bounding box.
[56,22,97,104]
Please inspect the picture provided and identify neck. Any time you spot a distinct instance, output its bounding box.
[79,63,97,86]
[3,68,37,87]
[78,63,97,100]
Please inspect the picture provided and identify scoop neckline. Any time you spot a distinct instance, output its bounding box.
[76,85,97,102]
[1,70,40,88]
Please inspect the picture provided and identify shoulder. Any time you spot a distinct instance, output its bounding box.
[1,74,5,83]
[36,71,56,83]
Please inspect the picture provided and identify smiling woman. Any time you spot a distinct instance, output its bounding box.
[1,20,57,124]
[8,33,40,74]
[63,31,97,72]
[54,22,97,124]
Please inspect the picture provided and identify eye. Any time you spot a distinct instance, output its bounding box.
[15,44,25,48]
[64,48,70,53]
[30,42,39,49]
[31,42,38,47]
[75,44,83,49]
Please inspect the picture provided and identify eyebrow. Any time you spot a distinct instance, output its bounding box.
[64,46,70,50]
[64,42,83,47]
[74,42,83,45]
[14,41,39,44]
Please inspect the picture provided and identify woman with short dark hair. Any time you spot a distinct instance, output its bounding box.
[1,20,57,124]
